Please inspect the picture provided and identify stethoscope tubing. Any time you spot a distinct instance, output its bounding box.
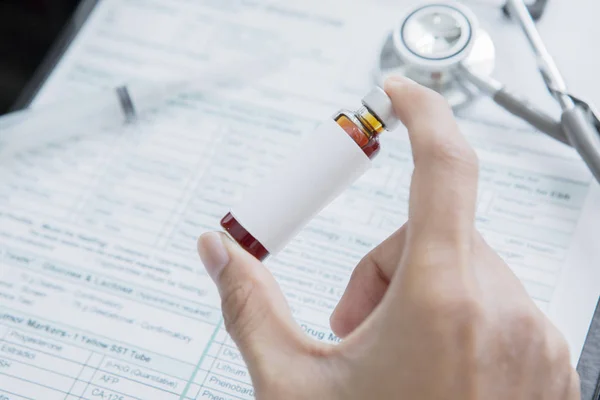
[378,0,600,183]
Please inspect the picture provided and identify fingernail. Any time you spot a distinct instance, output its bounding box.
[198,232,230,282]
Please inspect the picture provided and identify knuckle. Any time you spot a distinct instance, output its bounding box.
[514,309,542,333]
[504,309,555,361]
[419,288,484,352]
[442,294,483,324]
[543,332,576,393]
[424,286,483,325]
[428,137,479,176]
[544,332,572,369]
[508,309,543,341]
[569,370,581,395]
[221,280,260,340]
[403,83,480,179]
[356,252,387,284]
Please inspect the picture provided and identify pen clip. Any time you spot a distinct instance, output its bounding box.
[115,85,137,124]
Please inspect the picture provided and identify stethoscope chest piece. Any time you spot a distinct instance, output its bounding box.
[377,1,496,110]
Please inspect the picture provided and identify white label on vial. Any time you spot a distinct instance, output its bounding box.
[231,118,372,255]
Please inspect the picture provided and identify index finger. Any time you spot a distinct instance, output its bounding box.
[384,77,479,252]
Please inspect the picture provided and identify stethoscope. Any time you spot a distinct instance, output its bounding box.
[376,0,600,183]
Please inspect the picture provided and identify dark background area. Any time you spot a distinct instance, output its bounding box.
[0,0,81,114]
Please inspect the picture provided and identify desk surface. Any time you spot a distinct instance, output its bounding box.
[13,0,600,398]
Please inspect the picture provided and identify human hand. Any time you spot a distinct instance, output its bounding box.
[197,77,580,400]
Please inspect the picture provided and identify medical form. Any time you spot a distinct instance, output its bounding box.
[0,1,599,399]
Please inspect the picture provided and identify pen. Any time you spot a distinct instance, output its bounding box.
[0,84,142,160]
[0,55,285,160]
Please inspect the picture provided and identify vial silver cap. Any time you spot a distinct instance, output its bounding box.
[361,86,400,131]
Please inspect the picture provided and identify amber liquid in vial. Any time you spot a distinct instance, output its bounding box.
[220,106,386,261]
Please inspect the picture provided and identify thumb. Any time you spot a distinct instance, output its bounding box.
[197,232,310,374]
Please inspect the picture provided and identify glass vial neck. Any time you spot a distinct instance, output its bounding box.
[354,106,385,139]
